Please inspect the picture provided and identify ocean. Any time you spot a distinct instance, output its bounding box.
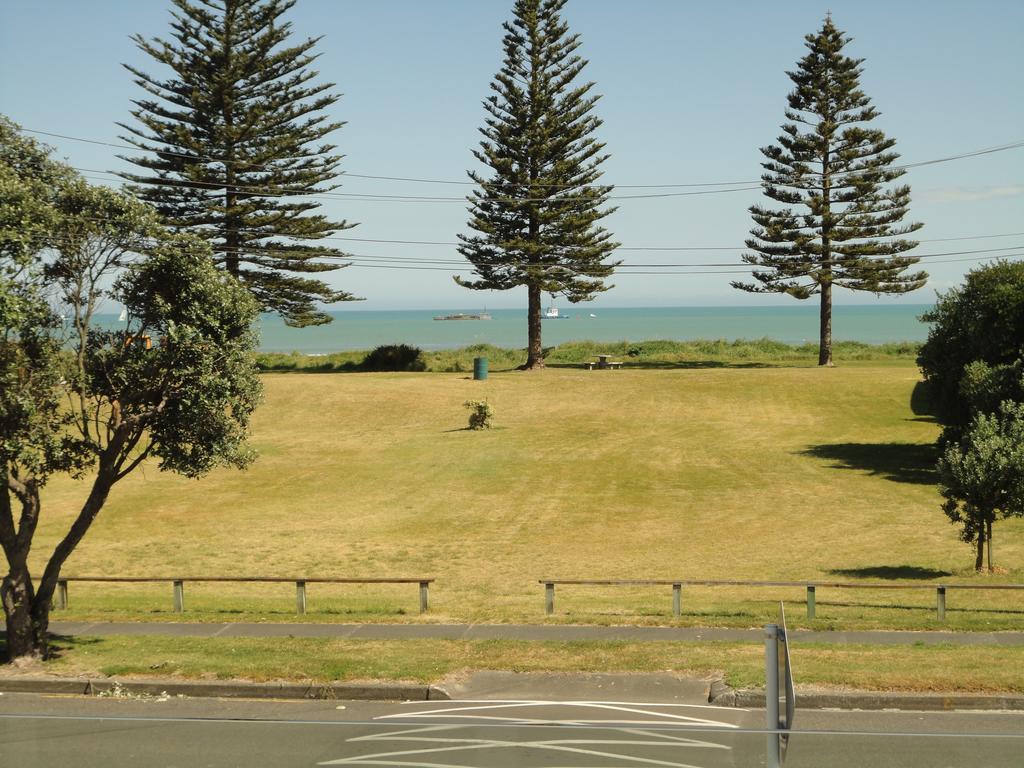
[253,304,933,354]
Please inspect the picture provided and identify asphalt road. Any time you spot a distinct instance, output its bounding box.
[3,692,1023,767]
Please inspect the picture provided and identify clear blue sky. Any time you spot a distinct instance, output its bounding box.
[2,0,1022,309]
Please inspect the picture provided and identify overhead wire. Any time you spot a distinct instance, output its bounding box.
[42,222,1024,274]
[75,168,760,202]
[24,126,1024,194]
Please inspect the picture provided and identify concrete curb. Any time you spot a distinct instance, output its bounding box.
[708,678,1024,711]
[0,676,449,701]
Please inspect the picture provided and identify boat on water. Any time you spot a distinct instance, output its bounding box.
[543,304,569,319]
[433,311,492,321]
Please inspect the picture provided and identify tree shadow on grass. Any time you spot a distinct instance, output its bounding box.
[800,442,939,484]
[828,565,953,580]
[0,634,101,663]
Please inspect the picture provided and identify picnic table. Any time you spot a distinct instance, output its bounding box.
[585,354,623,370]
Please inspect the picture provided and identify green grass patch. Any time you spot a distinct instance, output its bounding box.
[32,635,1024,694]
[254,338,920,373]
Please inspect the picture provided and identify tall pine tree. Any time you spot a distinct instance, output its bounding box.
[457,0,619,369]
[733,16,926,366]
[119,0,357,327]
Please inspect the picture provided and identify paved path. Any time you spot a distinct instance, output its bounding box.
[48,620,1024,645]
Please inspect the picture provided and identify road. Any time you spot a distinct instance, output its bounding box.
[3,691,1023,767]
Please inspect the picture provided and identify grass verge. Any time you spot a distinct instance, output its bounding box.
[18,635,1024,694]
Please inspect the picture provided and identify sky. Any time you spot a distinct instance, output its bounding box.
[1,0,1022,310]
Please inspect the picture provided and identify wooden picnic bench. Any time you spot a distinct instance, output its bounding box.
[586,355,624,370]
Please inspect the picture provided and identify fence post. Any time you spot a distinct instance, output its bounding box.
[672,583,681,617]
[765,623,781,768]
[419,581,430,613]
[806,585,816,620]
[545,582,555,615]
[57,579,69,610]
[936,585,946,621]
[296,581,307,615]
[173,580,184,613]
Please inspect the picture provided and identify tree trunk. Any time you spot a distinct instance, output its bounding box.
[2,470,117,660]
[986,519,993,571]
[1,566,45,660]
[975,523,986,572]
[818,281,833,367]
[523,283,545,369]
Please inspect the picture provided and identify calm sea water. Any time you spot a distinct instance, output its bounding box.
[252,304,932,353]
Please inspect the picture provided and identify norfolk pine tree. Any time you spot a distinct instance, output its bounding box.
[457,0,619,369]
[734,17,926,366]
[119,0,357,327]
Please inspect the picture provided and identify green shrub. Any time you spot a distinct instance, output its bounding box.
[361,344,426,372]
[464,399,494,430]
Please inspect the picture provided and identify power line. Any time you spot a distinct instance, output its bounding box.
[47,223,1024,271]
[25,126,1024,193]
[17,127,759,187]
[214,230,1024,250]
[77,169,761,202]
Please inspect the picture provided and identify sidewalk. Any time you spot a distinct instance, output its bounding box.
[48,620,1024,645]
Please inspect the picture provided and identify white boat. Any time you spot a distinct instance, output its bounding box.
[543,304,568,319]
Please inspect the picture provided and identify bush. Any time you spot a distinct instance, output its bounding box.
[918,260,1024,429]
[464,399,494,430]
[361,344,426,372]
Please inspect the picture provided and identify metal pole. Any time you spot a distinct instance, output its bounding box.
[545,582,555,615]
[937,586,946,621]
[296,581,307,615]
[765,623,781,768]
[806,585,815,620]
[672,583,681,617]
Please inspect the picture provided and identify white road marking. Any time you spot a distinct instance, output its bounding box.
[377,700,740,729]
[318,701,738,767]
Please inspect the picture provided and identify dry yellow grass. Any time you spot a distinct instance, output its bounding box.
[34,364,1024,629]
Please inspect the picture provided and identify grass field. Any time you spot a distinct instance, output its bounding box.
[32,357,1024,632]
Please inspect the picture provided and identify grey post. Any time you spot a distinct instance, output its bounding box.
[806,584,815,620]
[419,581,429,613]
[296,581,307,615]
[545,582,555,615]
[173,580,184,613]
[937,585,946,621]
[57,579,68,610]
[672,583,681,617]
[765,623,781,768]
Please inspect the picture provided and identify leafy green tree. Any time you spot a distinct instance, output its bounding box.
[918,260,1024,432]
[938,401,1024,571]
[1,124,261,660]
[119,0,357,327]
[457,0,619,369]
[733,16,926,366]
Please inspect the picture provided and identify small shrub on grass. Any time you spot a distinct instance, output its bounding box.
[464,400,494,430]
[361,344,426,372]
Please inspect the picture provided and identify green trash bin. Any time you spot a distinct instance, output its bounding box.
[473,357,488,380]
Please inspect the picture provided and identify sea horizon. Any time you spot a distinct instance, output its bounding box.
[91,303,934,354]
[253,303,934,353]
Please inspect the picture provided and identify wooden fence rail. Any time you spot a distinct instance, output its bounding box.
[55,576,435,615]
[539,579,1024,621]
